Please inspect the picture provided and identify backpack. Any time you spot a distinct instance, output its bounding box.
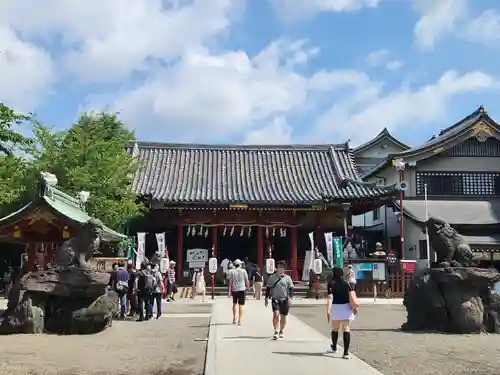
[138,271,157,293]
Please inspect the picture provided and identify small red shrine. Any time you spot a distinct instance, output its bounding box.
[0,175,126,271]
[129,142,396,281]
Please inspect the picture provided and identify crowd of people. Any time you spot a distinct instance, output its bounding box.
[108,259,178,321]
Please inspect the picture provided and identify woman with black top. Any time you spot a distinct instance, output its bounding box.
[326,266,359,359]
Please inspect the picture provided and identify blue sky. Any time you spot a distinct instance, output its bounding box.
[1,0,500,146]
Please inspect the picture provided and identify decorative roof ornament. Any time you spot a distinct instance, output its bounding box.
[77,191,90,204]
[41,171,58,186]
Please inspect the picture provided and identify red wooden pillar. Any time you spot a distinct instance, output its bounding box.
[257,226,264,270]
[177,223,183,280]
[290,226,298,281]
[211,225,218,257]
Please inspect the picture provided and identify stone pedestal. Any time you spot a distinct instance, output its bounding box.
[402,267,500,334]
[0,267,119,335]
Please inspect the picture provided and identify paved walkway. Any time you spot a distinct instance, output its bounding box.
[205,298,384,375]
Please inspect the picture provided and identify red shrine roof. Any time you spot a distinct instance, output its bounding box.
[127,142,395,206]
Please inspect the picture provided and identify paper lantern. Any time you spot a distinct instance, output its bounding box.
[63,226,70,239]
[13,226,21,238]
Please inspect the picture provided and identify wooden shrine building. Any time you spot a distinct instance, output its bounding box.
[129,142,396,281]
[0,176,125,272]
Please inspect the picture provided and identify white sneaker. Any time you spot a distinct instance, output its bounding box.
[342,354,350,359]
[278,331,284,339]
[272,332,278,340]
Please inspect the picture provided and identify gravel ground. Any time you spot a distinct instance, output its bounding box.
[0,302,211,375]
[292,304,500,375]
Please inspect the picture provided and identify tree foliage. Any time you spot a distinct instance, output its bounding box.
[28,112,144,230]
[0,104,34,208]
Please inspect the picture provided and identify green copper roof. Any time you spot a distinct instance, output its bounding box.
[0,181,126,242]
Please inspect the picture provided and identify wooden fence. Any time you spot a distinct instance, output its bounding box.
[355,272,413,298]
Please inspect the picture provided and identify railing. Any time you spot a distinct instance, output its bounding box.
[355,272,413,298]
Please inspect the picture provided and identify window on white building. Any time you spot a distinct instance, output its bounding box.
[373,207,380,221]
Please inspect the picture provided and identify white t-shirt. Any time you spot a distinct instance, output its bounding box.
[221,258,230,273]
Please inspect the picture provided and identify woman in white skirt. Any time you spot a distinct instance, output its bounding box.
[326,266,359,359]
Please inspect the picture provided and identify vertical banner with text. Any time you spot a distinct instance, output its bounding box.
[155,232,166,256]
[324,232,333,267]
[136,232,146,269]
[333,237,343,268]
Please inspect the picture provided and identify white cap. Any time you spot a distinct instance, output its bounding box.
[233,259,242,265]
[169,260,176,265]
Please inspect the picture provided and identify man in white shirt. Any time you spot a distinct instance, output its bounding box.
[227,259,249,325]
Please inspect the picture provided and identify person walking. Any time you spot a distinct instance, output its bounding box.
[166,261,177,302]
[137,263,156,321]
[195,268,206,302]
[253,267,263,300]
[126,263,138,317]
[151,264,164,319]
[326,266,359,359]
[110,262,130,320]
[227,259,249,325]
[264,261,294,339]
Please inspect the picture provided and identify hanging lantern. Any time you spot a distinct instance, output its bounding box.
[198,225,203,236]
[13,225,21,238]
[62,225,70,239]
[223,226,227,236]
[230,226,234,236]
[272,227,276,237]
[247,227,252,238]
[204,228,209,237]
[240,227,244,236]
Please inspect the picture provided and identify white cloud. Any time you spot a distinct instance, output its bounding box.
[413,0,500,49]
[0,27,53,110]
[386,60,404,71]
[314,70,498,145]
[0,0,240,83]
[365,49,404,71]
[243,117,293,144]
[270,0,379,20]
[108,40,318,141]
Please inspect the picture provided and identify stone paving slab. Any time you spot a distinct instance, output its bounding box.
[205,298,385,375]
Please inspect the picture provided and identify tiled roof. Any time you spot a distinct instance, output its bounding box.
[362,106,500,179]
[129,142,394,205]
[352,127,410,154]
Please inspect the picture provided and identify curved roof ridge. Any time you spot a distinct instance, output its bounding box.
[352,127,410,154]
[131,141,351,151]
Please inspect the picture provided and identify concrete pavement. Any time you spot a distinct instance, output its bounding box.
[205,298,384,375]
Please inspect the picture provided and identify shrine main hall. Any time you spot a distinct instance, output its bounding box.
[129,142,395,281]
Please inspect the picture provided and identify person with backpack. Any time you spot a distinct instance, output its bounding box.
[151,264,164,319]
[111,262,130,319]
[137,262,157,321]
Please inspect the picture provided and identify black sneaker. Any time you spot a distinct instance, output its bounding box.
[330,344,337,353]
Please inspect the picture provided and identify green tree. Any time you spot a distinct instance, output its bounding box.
[30,112,144,230]
[0,103,34,209]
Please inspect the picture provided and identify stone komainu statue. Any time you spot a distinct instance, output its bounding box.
[54,219,104,269]
[425,216,475,267]
[148,248,165,266]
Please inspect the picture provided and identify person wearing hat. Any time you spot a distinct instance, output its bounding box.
[166,260,177,302]
[227,259,249,325]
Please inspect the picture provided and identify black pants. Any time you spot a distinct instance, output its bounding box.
[138,293,153,320]
[152,293,162,317]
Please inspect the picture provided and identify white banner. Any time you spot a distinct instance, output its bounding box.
[136,232,146,269]
[324,232,333,267]
[155,232,166,255]
[302,232,316,282]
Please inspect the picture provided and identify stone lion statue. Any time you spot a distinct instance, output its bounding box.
[425,217,475,268]
[148,248,165,265]
[54,219,104,269]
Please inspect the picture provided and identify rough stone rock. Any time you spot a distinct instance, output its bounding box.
[402,267,500,333]
[21,266,110,297]
[0,289,44,334]
[484,291,500,334]
[426,217,476,267]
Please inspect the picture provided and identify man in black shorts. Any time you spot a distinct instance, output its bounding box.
[227,259,249,325]
[265,261,294,339]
